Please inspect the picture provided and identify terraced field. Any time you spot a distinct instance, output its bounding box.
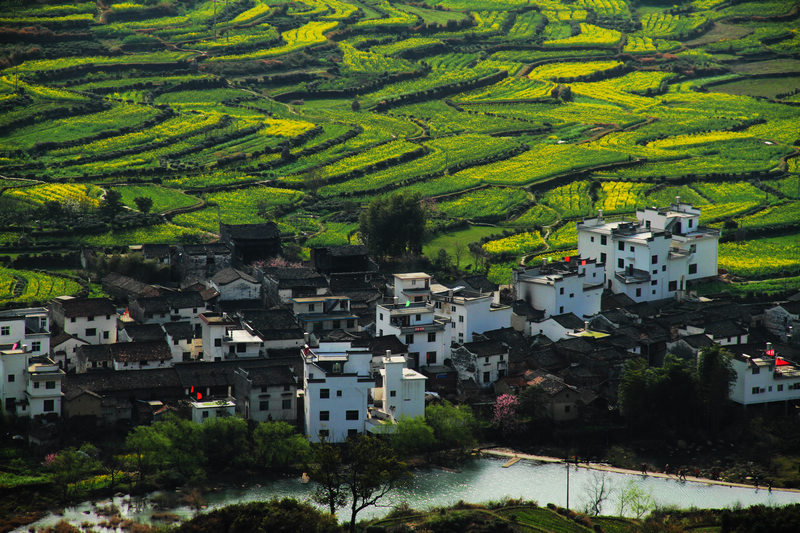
[0,0,799,299]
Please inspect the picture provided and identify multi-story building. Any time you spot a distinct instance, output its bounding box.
[390,272,431,304]
[199,313,264,361]
[577,200,719,302]
[129,292,207,327]
[730,348,800,406]
[431,285,511,344]
[0,347,63,418]
[0,307,51,356]
[233,364,298,422]
[513,256,604,320]
[451,340,508,388]
[302,341,374,442]
[375,300,451,369]
[50,296,118,345]
[291,295,359,335]
[370,351,426,422]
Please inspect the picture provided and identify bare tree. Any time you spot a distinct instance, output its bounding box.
[582,471,613,516]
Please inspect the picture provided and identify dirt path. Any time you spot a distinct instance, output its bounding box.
[480,447,800,494]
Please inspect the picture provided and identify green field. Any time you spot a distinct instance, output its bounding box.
[0,0,798,294]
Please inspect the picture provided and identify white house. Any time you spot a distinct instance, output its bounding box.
[210,268,262,302]
[513,256,604,320]
[0,307,51,356]
[50,296,117,345]
[110,341,173,371]
[25,357,64,418]
[190,399,236,423]
[577,200,719,302]
[199,313,264,361]
[730,350,800,406]
[50,332,88,372]
[234,364,298,422]
[451,340,508,388]
[162,321,199,363]
[370,352,426,422]
[431,285,511,344]
[302,341,374,442]
[391,272,432,303]
[129,292,207,327]
[1,348,30,416]
[376,300,451,369]
[532,313,587,342]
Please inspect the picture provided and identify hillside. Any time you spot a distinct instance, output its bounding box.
[1,0,799,300]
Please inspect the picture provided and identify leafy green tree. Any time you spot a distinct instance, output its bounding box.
[425,401,476,451]
[359,192,426,258]
[342,435,409,532]
[253,421,310,468]
[133,196,153,214]
[154,415,205,483]
[308,440,347,516]
[99,189,123,219]
[390,416,436,456]
[201,416,250,470]
[125,424,171,489]
[47,444,101,502]
[696,345,735,430]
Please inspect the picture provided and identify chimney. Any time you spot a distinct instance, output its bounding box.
[584,321,589,331]
[385,349,391,363]
[303,332,310,345]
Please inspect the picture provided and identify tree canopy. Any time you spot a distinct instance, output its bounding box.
[358,192,426,258]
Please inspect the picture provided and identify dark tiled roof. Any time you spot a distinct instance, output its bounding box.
[162,321,194,340]
[242,364,295,387]
[261,267,328,288]
[110,341,172,363]
[212,267,259,285]
[133,292,204,313]
[512,300,545,321]
[63,369,181,395]
[142,244,171,258]
[462,340,506,357]
[683,333,715,349]
[77,345,112,362]
[779,301,800,315]
[352,335,408,356]
[221,222,280,240]
[238,308,305,340]
[453,275,498,293]
[53,297,115,318]
[122,323,166,342]
[555,337,593,354]
[102,273,160,298]
[551,313,585,330]
[51,331,82,348]
[181,243,230,255]
[704,320,746,339]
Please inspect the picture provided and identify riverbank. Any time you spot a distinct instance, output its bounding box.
[479,447,800,494]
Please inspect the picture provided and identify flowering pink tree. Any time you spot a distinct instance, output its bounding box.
[492,394,520,436]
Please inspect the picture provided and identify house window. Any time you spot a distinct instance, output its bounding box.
[260,400,269,411]
[85,328,96,337]
[415,314,421,321]
[31,341,41,352]
[284,385,291,391]
[319,429,329,438]
[346,410,358,420]
[46,381,55,390]
[320,388,330,399]
[778,384,784,391]
[282,399,292,409]
[629,246,634,252]
[379,313,383,320]
[427,331,436,342]
[4,398,14,410]
[752,367,760,375]
[591,236,595,242]
[483,371,490,383]
[485,356,490,363]
[559,287,564,295]
[669,281,677,291]
[202,411,209,418]
[635,288,642,297]
[689,264,697,274]
[237,343,246,353]
[183,352,191,361]
[600,235,607,245]
[458,316,464,323]
[43,399,55,412]
[70,317,75,323]
[451,306,456,312]
[651,280,657,286]
[618,241,624,251]
[689,219,694,228]
[103,331,109,340]
[569,293,574,298]
[332,320,340,329]
[564,405,571,413]
[87,316,94,322]
[0,326,9,336]
[309,304,315,312]
[390,390,396,397]
[426,351,436,364]
[600,252,606,263]
[34,381,40,389]
[8,374,15,383]
[336,390,342,397]
[347,319,355,328]
[617,258,624,269]
[214,338,222,347]
[662,265,666,272]
[174,339,180,346]
[751,387,760,395]
[405,334,414,345]
[319,411,330,421]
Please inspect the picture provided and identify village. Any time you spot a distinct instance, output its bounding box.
[1,198,799,448]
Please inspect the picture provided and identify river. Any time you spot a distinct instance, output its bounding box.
[16,456,800,531]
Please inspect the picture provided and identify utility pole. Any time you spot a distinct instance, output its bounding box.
[565,457,570,510]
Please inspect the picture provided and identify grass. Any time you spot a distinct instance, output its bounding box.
[113,185,199,213]
[423,225,500,263]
